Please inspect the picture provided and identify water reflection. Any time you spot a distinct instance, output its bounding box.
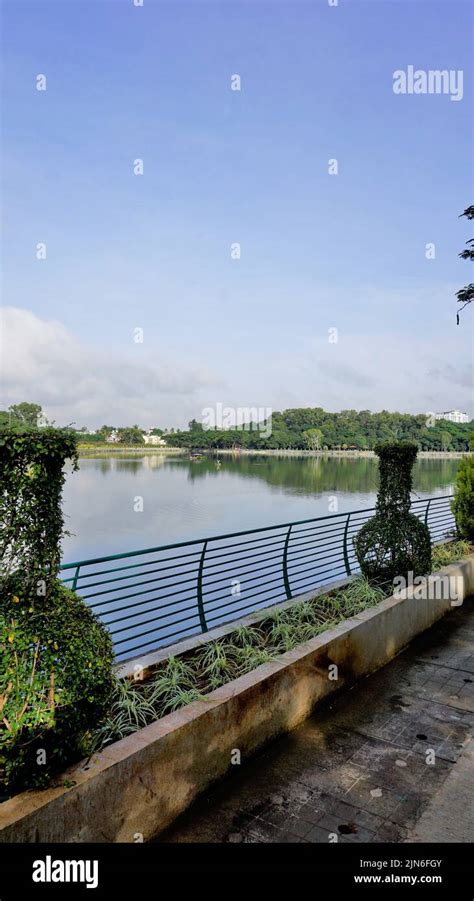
[61,454,459,563]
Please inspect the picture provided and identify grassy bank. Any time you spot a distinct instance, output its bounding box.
[77,444,185,456]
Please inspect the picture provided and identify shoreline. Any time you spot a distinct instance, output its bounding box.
[77,445,469,460]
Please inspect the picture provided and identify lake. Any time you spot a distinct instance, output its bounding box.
[61,453,459,564]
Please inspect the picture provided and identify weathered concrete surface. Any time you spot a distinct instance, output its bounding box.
[405,738,474,843]
[156,601,474,843]
[1,557,473,843]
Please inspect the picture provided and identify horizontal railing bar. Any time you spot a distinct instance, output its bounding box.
[204,580,289,620]
[83,540,291,599]
[288,566,349,592]
[67,501,454,572]
[73,558,201,592]
[286,547,347,575]
[112,608,203,645]
[106,600,202,634]
[287,553,348,580]
[89,582,198,610]
[115,622,201,657]
[83,570,199,601]
[203,570,287,607]
[290,520,347,538]
[205,586,289,626]
[69,548,203,583]
[200,559,288,595]
[204,531,288,556]
[289,523,349,544]
[201,539,287,569]
[291,529,364,553]
[100,591,198,621]
[205,593,288,627]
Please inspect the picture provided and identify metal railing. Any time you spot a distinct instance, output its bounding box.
[59,494,455,662]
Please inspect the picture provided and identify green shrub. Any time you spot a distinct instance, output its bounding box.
[0,581,114,793]
[354,442,432,584]
[451,455,474,540]
[431,540,471,570]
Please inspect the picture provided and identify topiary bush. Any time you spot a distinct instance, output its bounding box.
[451,454,474,540]
[0,428,114,795]
[354,442,432,585]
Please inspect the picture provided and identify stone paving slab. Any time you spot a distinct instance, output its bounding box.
[155,602,474,844]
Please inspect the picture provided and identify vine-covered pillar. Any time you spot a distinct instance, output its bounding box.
[0,428,78,605]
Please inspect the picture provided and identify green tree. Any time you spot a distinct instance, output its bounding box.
[439,430,451,451]
[8,402,44,428]
[303,428,324,451]
[118,427,145,445]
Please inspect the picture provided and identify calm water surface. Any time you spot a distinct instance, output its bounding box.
[61,454,458,563]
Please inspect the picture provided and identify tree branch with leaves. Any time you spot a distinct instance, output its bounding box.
[456,204,474,323]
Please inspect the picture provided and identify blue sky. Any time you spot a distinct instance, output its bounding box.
[2,0,473,427]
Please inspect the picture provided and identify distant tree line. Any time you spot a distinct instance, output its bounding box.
[1,404,471,452]
[164,409,474,452]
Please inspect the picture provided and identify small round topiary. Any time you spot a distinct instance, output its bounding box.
[0,581,114,794]
[353,511,432,585]
[354,441,432,585]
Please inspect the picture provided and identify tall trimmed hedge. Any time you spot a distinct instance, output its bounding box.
[452,455,474,540]
[0,428,78,600]
[0,428,114,793]
[354,441,432,584]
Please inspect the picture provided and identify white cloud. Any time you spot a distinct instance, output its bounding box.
[265,330,473,417]
[1,306,472,428]
[0,307,223,428]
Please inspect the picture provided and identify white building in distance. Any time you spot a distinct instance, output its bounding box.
[143,432,167,446]
[434,410,469,424]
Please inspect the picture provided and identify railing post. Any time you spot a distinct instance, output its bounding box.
[197,540,208,632]
[283,524,293,599]
[424,498,432,530]
[343,512,352,576]
[72,564,80,591]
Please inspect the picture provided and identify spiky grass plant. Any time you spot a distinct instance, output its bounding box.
[231,625,264,648]
[431,540,471,570]
[227,644,276,675]
[89,676,157,749]
[90,576,396,753]
[195,641,237,689]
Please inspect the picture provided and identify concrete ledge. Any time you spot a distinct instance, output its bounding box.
[1,556,473,843]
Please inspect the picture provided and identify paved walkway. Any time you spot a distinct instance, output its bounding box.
[156,601,474,844]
